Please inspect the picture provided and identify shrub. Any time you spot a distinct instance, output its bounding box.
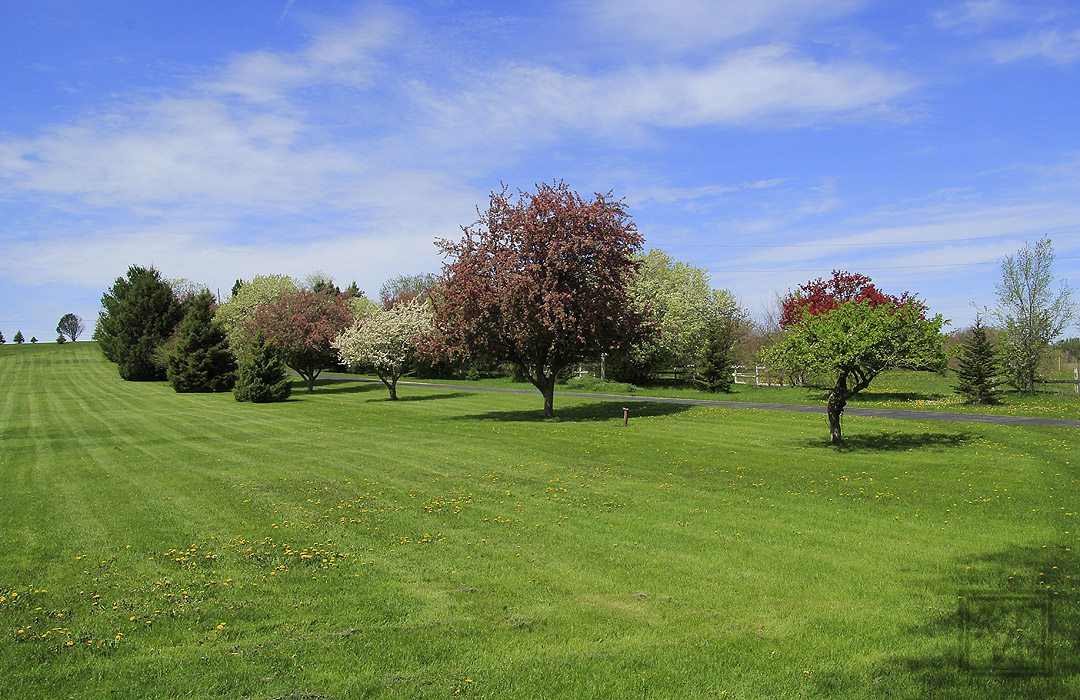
[233,336,292,403]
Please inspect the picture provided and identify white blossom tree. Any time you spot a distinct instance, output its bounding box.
[332,296,433,399]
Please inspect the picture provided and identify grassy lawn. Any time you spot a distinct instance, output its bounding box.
[384,367,1080,421]
[1,343,1077,699]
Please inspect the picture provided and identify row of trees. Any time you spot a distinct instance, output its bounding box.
[89,181,1075,445]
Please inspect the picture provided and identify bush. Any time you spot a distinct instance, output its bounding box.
[559,377,638,395]
[233,336,292,403]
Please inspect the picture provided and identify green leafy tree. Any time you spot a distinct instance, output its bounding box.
[993,237,1078,393]
[30,337,37,344]
[233,335,292,403]
[167,291,238,393]
[430,182,652,417]
[379,273,438,308]
[333,296,433,399]
[954,317,998,404]
[13,330,25,344]
[609,249,745,383]
[56,313,85,343]
[215,274,297,351]
[95,265,183,381]
[763,271,947,445]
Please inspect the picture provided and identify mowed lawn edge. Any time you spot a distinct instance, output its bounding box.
[1,342,1077,700]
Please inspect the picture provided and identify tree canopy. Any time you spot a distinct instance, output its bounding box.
[94,265,183,381]
[215,274,298,351]
[167,290,237,393]
[333,296,433,399]
[430,181,651,417]
[236,288,354,393]
[993,237,1077,392]
[56,313,85,343]
[763,271,947,445]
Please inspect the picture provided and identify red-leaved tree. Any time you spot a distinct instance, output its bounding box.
[237,288,354,393]
[429,181,652,417]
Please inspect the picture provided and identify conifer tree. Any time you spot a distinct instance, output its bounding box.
[233,335,292,403]
[167,291,237,393]
[696,315,740,392]
[955,318,998,404]
[13,330,24,344]
[0,329,5,344]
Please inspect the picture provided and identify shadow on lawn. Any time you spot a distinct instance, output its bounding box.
[810,542,1079,699]
[828,430,973,452]
[458,399,695,423]
[306,379,383,395]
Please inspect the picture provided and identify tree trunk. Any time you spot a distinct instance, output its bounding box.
[388,378,398,400]
[538,374,556,418]
[827,391,845,445]
[304,373,315,393]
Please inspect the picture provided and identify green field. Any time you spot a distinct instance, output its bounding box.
[1,343,1077,699]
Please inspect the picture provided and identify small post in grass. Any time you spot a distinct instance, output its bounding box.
[623,407,629,426]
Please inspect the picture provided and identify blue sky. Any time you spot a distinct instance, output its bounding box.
[2,0,1080,342]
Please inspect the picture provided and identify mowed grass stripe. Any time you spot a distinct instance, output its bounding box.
[1,343,1076,699]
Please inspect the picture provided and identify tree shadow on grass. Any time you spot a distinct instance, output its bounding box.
[456,400,696,423]
[375,392,472,402]
[819,541,1080,699]
[825,430,975,452]
[306,379,384,395]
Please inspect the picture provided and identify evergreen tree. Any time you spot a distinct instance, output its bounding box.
[13,330,24,344]
[233,335,292,403]
[696,315,739,392]
[955,318,998,404]
[0,330,5,344]
[30,337,37,344]
[167,291,237,393]
[56,334,67,344]
[95,265,183,381]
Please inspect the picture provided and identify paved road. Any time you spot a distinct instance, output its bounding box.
[316,374,1080,428]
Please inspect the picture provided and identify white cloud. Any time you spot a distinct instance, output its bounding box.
[588,0,865,50]
[991,26,1080,63]
[933,0,1018,31]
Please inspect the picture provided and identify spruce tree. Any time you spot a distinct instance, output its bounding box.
[95,265,183,380]
[13,330,24,344]
[233,335,292,403]
[955,318,998,404]
[0,330,5,344]
[696,316,737,392]
[167,291,237,393]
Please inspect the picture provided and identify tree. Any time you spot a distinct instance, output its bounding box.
[13,330,24,344]
[954,317,998,404]
[167,291,237,393]
[30,337,37,344]
[0,330,4,344]
[333,296,433,399]
[56,313,86,343]
[993,237,1077,393]
[610,249,743,383]
[237,288,354,393]
[763,271,947,445]
[430,181,651,417]
[56,334,66,344]
[215,274,298,352]
[379,273,438,308]
[94,265,183,381]
[233,335,292,403]
[696,310,745,392]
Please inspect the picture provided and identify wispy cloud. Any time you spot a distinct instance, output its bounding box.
[991,26,1080,63]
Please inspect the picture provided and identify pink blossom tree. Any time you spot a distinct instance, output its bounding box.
[238,288,354,393]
